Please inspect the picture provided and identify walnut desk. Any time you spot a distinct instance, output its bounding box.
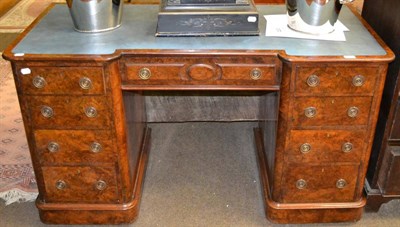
[3,4,394,225]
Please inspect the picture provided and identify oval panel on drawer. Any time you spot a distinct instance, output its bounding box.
[292,97,372,127]
[18,67,105,95]
[34,130,115,164]
[28,96,110,129]
[42,166,118,203]
[186,64,220,81]
[295,66,378,95]
[281,164,359,203]
[288,130,366,162]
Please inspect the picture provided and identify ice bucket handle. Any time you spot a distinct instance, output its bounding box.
[339,0,354,4]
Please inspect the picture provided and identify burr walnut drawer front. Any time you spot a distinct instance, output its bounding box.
[17,67,105,95]
[287,130,366,162]
[292,96,372,127]
[34,130,115,164]
[294,66,379,95]
[28,96,110,129]
[122,57,279,86]
[41,166,118,203]
[281,164,359,203]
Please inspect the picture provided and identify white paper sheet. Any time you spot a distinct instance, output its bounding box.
[264,14,349,41]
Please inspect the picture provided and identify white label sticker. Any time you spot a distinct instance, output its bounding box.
[344,55,356,59]
[20,68,31,75]
[248,16,257,23]
[14,53,25,56]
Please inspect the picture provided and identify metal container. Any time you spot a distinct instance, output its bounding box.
[286,0,353,34]
[66,0,123,33]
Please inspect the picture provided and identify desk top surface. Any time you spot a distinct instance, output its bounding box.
[11,4,387,57]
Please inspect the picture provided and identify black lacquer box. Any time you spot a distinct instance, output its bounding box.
[155,0,260,37]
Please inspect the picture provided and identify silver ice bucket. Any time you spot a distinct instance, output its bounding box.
[286,0,353,34]
[67,0,123,33]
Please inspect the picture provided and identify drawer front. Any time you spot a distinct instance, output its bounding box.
[287,130,366,162]
[42,166,118,203]
[294,66,378,95]
[122,56,279,86]
[281,164,359,203]
[18,67,105,95]
[292,97,372,127]
[28,96,110,129]
[34,130,115,164]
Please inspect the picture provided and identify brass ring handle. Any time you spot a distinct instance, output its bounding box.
[33,76,46,89]
[296,179,307,189]
[306,74,320,87]
[304,107,317,118]
[79,77,93,90]
[85,106,97,118]
[138,68,151,80]
[250,68,262,80]
[352,75,365,87]
[47,141,60,153]
[347,106,359,118]
[41,106,54,118]
[90,142,103,153]
[342,142,353,153]
[300,143,312,154]
[336,179,347,188]
[56,180,66,190]
[95,180,107,191]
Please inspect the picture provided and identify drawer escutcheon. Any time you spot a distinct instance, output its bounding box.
[95,180,107,190]
[300,143,312,154]
[90,142,103,153]
[55,180,66,190]
[85,106,98,118]
[47,141,60,153]
[336,179,347,188]
[296,179,307,189]
[352,75,365,87]
[347,106,359,118]
[250,68,262,80]
[306,74,320,87]
[33,76,46,89]
[304,107,317,118]
[138,67,151,80]
[342,142,353,153]
[79,77,93,90]
[41,106,54,118]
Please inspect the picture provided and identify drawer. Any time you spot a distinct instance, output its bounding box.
[28,96,110,129]
[287,130,366,162]
[17,67,105,95]
[292,97,372,127]
[34,130,115,164]
[294,66,378,95]
[42,166,118,203]
[121,56,280,87]
[281,164,359,203]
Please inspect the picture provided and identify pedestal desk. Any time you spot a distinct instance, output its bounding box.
[3,4,394,224]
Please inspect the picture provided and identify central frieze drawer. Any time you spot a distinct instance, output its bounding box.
[34,130,115,164]
[28,96,111,129]
[281,164,359,203]
[41,166,118,203]
[287,130,366,162]
[121,56,280,86]
[294,66,378,95]
[17,67,105,95]
[292,97,372,127]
